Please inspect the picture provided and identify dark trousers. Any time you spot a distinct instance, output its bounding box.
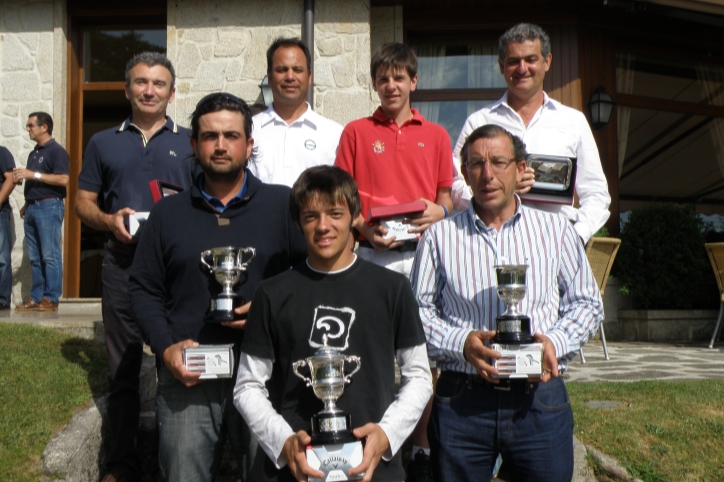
[102,247,142,480]
[429,372,574,482]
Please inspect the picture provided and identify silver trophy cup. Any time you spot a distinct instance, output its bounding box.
[494,264,532,342]
[293,335,364,481]
[492,264,543,378]
[200,246,255,322]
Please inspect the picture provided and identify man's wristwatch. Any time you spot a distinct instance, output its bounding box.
[34,172,41,180]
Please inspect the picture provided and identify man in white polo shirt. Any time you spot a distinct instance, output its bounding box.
[451,23,610,244]
[250,37,343,187]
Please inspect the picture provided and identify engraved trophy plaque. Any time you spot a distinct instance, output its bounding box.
[491,264,544,378]
[292,336,364,481]
[200,246,255,322]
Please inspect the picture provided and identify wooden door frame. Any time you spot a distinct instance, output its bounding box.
[63,8,166,297]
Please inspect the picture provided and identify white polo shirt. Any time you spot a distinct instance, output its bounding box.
[451,92,611,243]
[249,103,344,187]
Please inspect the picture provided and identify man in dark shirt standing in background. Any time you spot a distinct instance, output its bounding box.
[14,112,69,312]
[74,52,195,482]
[0,146,16,310]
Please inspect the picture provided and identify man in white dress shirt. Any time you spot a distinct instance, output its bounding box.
[451,23,610,243]
[250,38,344,187]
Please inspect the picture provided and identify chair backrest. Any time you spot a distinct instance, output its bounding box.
[585,237,622,297]
[704,243,724,298]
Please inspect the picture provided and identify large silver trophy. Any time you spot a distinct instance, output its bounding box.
[200,246,255,322]
[292,335,364,482]
[491,264,543,378]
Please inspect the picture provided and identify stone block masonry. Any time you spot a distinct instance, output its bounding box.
[167,0,376,129]
[0,0,66,307]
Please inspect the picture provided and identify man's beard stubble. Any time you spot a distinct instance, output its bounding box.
[199,157,247,183]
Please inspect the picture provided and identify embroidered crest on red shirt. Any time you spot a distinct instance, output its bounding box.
[373,140,385,154]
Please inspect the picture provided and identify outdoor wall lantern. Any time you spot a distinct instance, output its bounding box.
[588,86,614,129]
[258,75,273,107]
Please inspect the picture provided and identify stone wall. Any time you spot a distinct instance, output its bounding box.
[168,0,375,128]
[0,0,66,305]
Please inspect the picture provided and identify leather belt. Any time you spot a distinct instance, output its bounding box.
[358,240,418,252]
[440,370,536,392]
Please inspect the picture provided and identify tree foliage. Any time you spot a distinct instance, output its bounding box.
[615,205,718,309]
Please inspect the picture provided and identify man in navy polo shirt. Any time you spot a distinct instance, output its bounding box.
[14,112,69,312]
[0,146,16,310]
[75,52,195,482]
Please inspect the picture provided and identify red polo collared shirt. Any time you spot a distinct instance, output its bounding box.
[335,107,453,224]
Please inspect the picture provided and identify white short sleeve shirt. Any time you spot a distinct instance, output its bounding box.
[249,103,344,187]
[451,92,611,242]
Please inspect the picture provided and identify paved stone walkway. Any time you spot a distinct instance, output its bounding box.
[566,340,724,382]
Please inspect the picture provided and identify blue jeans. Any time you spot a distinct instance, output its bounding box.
[24,198,64,303]
[429,372,574,482]
[0,208,12,305]
[156,365,257,482]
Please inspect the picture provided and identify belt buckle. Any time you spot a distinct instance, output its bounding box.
[493,378,512,391]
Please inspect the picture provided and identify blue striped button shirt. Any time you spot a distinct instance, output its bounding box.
[410,199,604,374]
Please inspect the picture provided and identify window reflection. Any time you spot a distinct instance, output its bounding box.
[414,100,493,144]
[83,29,166,82]
[415,44,507,90]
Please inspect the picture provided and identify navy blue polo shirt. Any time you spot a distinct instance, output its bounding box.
[197,171,249,212]
[78,116,196,219]
[24,138,70,201]
[0,146,15,211]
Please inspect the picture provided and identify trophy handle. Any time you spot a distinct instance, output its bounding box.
[237,247,256,270]
[292,360,313,387]
[200,250,213,271]
[343,355,361,384]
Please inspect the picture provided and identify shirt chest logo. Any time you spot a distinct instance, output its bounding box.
[37,156,44,164]
[304,139,316,150]
[309,305,356,351]
[372,140,385,154]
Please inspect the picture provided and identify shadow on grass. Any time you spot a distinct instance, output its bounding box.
[60,337,108,399]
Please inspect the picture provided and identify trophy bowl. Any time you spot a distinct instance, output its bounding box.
[293,336,361,445]
[201,246,255,322]
[493,264,533,344]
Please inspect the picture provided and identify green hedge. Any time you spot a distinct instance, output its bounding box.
[615,205,718,310]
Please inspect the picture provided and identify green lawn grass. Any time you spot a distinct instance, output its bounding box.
[2,325,723,482]
[0,323,107,482]
[568,380,724,482]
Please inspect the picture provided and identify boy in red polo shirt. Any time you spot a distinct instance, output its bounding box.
[335,43,452,481]
[335,42,453,279]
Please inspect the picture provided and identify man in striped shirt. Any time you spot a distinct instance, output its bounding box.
[410,124,603,482]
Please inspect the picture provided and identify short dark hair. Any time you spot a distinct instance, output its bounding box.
[498,23,551,60]
[28,112,53,135]
[370,42,417,81]
[125,52,176,89]
[290,166,361,226]
[460,124,527,165]
[189,93,253,142]
[266,37,312,72]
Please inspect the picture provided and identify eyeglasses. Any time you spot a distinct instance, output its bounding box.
[464,156,516,174]
[196,92,245,109]
[25,123,38,129]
